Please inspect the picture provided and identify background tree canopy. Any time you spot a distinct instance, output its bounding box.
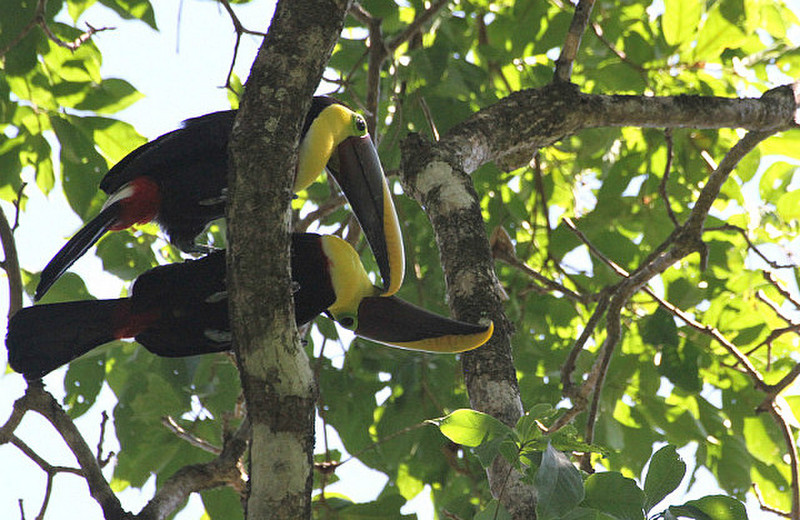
[2,0,800,518]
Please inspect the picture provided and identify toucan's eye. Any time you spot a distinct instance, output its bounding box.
[338,314,358,330]
[353,115,367,136]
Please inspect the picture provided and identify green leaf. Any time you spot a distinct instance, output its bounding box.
[63,353,106,419]
[717,435,753,495]
[642,308,679,349]
[67,0,98,22]
[475,500,512,520]
[776,189,800,222]
[95,230,158,280]
[98,0,157,29]
[644,445,686,512]
[71,116,146,165]
[582,472,645,520]
[50,114,108,219]
[429,408,513,448]
[395,462,423,500]
[694,4,747,61]
[535,444,584,520]
[201,486,244,520]
[29,272,93,304]
[662,0,703,46]
[334,492,414,519]
[758,161,794,202]
[75,78,144,114]
[668,495,747,520]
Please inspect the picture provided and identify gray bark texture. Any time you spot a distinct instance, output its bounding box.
[226,0,351,518]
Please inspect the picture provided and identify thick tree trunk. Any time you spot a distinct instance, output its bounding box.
[226,1,351,518]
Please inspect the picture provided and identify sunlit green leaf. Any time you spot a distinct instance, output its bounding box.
[644,445,686,512]
[429,408,514,448]
[582,472,645,520]
[669,495,747,520]
[662,0,703,47]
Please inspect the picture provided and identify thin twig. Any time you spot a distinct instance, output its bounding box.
[490,226,587,304]
[0,0,112,56]
[759,364,800,412]
[12,183,26,232]
[560,293,610,396]
[365,15,385,138]
[553,132,776,439]
[564,216,768,388]
[21,383,126,519]
[139,417,250,520]
[162,416,221,455]
[706,224,795,270]
[419,97,440,142]
[218,0,266,92]
[589,20,646,74]
[763,271,800,310]
[385,0,450,54]
[0,0,44,58]
[659,128,679,227]
[553,0,596,83]
[294,195,347,232]
[357,0,450,137]
[0,201,24,318]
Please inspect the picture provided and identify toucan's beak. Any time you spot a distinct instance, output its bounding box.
[330,135,404,297]
[352,295,493,353]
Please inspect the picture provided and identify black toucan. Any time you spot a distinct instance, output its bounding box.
[34,97,404,301]
[8,234,492,380]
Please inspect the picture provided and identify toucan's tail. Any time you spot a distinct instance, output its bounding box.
[35,204,122,301]
[6,298,130,380]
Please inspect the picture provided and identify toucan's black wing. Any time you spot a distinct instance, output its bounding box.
[99,111,236,195]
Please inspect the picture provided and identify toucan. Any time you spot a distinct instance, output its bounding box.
[34,96,404,301]
[8,234,492,380]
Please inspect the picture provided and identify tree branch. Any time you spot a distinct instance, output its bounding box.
[18,383,128,520]
[0,0,113,57]
[437,83,799,175]
[553,0,596,83]
[400,133,533,517]
[0,201,23,319]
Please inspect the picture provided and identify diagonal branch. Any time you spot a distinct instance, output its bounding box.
[21,383,127,520]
